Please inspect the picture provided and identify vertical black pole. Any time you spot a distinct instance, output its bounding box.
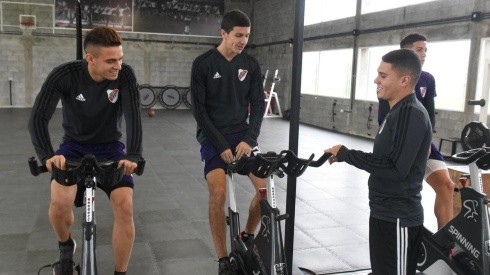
[76,0,82,60]
[349,0,362,111]
[9,79,13,105]
[285,0,304,274]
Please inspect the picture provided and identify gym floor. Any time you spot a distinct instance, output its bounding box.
[0,108,439,274]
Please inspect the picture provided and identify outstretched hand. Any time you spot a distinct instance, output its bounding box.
[324,144,343,164]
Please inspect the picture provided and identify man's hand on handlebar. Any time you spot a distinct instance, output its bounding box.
[220,142,252,164]
[46,155,67,172]
[235,141,252,160]
[118,159,137,175]
[220,149,235,164]
[324,144,343,165]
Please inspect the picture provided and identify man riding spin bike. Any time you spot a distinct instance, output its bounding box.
[28,26,142,275]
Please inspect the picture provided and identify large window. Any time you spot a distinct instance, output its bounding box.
[362,0,438,14]
[356,45,397,102]
[301,49,353,98]
[305,0,440,25]
[475,38,490,115]
[423,40,470,111]
[356,40,470,111]
[304,0,356,25]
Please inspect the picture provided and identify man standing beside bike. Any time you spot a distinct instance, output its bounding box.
[28,26,142,275]
[325,49,431,275]
[190,9,266,275]
[378,33,455,230]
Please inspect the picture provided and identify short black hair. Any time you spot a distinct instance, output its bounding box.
[221,9,251,33]
[382,49,422,86]
[400,33,427,49]
[84,26,122,53]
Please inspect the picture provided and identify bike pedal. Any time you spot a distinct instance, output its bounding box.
[277,213,289,221]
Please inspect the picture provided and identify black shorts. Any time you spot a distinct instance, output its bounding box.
[54,140,134,207]
[369,216,423,275]
[200,132,259,177]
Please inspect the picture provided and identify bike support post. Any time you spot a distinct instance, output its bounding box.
[285,1,305,274]
[75,0,82,60]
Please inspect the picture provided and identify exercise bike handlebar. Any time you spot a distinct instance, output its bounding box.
[227,150,332,179]
[308,152,332,167]
[451,148,487,164]
[28,155,146,186]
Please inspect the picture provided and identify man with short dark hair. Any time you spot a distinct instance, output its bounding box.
[379,33,455,229]
[29,26,142,275]
[325,49,431,275]
[190,9,265,275]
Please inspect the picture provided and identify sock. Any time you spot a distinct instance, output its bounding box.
[59,235,74,246]
[114,272,127,275]
[218,257,229,262]
[241,231,254,242]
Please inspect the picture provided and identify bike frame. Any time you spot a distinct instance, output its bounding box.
[29,155,145,275]
[254,173,288,275]
[225,151,329,275]
[418,151,490,274]
[226,170,288,275]
[468,158,490,275]
[80,176,97,275]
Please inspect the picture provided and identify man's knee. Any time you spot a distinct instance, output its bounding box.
[115,200,133,217]
[426,170,454,193]
[209,187,227,207]
[50,181,76,210]
[249,174,266,190]
[441,178,455,192]
[49,199,72,214]
[111,189,134,220]
[206,169,227,205]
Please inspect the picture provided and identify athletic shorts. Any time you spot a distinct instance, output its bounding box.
[424,158,447,180]
[200,132,259,177]
[54,140,134,207]
[369,216,423,275]
[429,143,444,161]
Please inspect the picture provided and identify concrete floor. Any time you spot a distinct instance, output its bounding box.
[0,108,440,274]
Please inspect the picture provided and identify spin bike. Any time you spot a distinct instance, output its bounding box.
[226,150,330,275]
[29,155,145,275]
[417,148,490,274]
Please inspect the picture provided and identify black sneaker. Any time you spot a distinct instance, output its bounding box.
[53,237,76,275]
[218,257,237,275]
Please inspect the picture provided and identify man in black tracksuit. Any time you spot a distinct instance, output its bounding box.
[28,27,142,275]
[190,9,265,275]
[325,49,431,275]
